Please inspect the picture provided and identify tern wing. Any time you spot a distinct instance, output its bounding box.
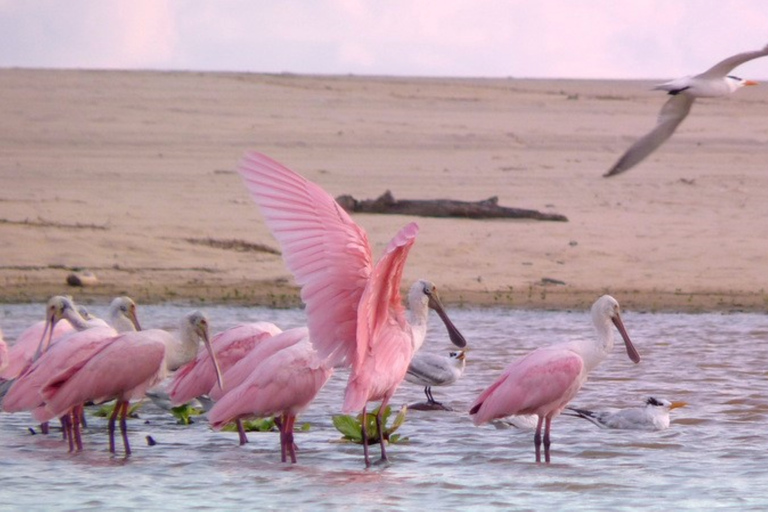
[697,43,768,79]
[604,94,695,177]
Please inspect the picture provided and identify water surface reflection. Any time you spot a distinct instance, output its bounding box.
[1,303,767,510]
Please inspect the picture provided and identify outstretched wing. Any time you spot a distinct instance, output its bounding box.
[354,222,418,368]
[697,43,768,78]
[238,152,373,367]
[341,223,418,412]
[604,94,695,177]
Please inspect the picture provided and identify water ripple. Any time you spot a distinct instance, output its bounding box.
[2,304,768,509]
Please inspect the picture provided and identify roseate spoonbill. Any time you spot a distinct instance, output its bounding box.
[604,43,768,177]
[104,296,142,332]
[161,311,224,375]
[2,297,142,450]
[565,397,687,431]
[405,350,466,410]
[168,321,282,406]
[144,312,225,412]
[0,296,96,381]
[0,330,7,374]
[39,312,224,455]
[39,331,168,456]
[165,321,281,444]
[205,325,305,445]
[469,295,640,463]
[208,327,334,462]
[237,151,466,467]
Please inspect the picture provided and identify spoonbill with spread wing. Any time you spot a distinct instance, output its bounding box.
[237,151,467,467]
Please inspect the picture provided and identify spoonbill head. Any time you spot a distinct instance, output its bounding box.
[170,311,224,391]
[35,296,97,360]
[107,296,142,332]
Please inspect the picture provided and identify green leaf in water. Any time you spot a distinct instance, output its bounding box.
[170,403,204,425]
[332,405,408,445]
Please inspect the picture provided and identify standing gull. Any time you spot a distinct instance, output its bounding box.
[604,43,768,177]
[405,350,466,410]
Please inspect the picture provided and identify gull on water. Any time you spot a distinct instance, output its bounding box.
[565,396,687,430]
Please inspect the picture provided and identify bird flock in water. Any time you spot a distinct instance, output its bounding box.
[1,44,766,467]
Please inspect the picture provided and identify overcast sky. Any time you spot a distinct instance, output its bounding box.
[2,0,767,79]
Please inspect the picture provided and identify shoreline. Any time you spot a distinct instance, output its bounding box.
[1,270,764,313]
[2,69,768,316]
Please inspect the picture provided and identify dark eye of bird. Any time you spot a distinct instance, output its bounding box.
[727,75,741,80]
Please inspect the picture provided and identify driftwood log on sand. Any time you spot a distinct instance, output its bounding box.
[336,191,568,222]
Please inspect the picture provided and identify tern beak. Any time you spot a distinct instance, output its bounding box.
[669,401,687,409]
[745,80,759,86]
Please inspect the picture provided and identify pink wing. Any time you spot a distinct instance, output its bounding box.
[208,337,333,429]
[208,327,308,401]
[0,338,8,374]
[40,332,167,420]
[470,347,584,425]
[168,322,281,405]
[342,222,418,413]
[0,320,74,380]
[238,151,372,368]
[2,326,117,413]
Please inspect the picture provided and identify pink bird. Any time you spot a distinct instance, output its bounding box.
[168,321,282,406]
[237,151,466,467]
[2,297,142,450]
[0,296,92,381]
[167,321,281,444]
[208,327,333,462]
[161,311,224,374]
[205,324,309,445]
[0,329,8,375]
[469,295,641,463]
[38,331,168,456]
[37,312,223,455]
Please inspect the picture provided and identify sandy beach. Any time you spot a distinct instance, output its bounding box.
[1,69,767,312]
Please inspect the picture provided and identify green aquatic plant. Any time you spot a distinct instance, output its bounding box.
[170,403,204,425]
[221,417,311,433]
[93,400,143,419]
[332,405,408,445]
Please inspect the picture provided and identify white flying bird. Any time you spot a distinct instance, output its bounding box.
[564,396,687,430]
[604,43,768,177]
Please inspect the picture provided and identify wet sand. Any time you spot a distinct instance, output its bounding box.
[1,69,767,312]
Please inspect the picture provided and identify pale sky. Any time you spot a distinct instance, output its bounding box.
[2,0,767,79]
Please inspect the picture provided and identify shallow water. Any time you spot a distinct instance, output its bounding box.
[1,303,767,511]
